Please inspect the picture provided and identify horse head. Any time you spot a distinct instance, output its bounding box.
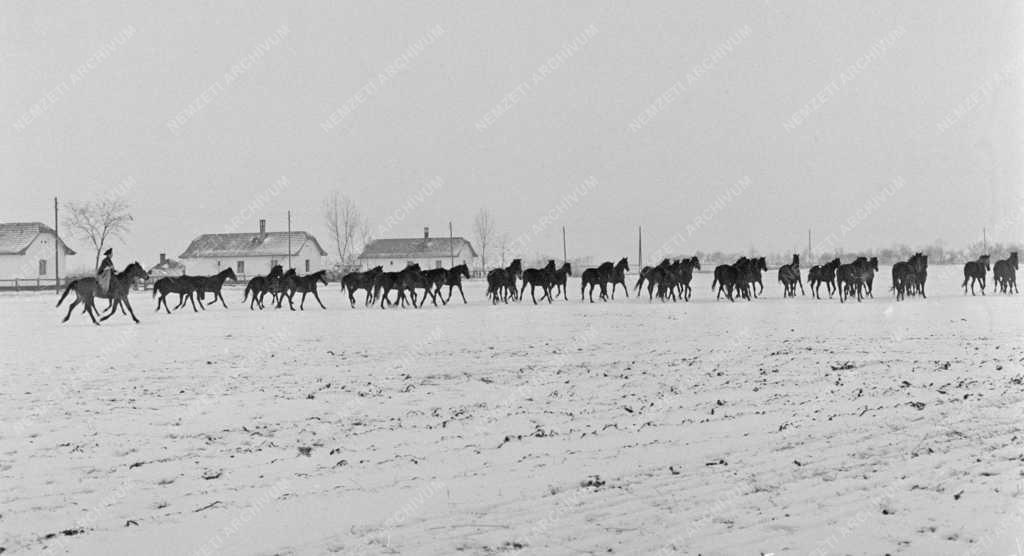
[560,262,572,276]
[315,270,329,285]
[124,261,150,282]
[757,257,767,271]
[1011,252,1019,269]
[980,254,991,270]
[544,260,556,271]
[284,268,297,277]
[223,268,238,281]
[829,258,841,269]
[869,257,879,271]
[791,254,799,266]
[616,257,630,272]
[690,256,701,271]
[269,265,284,278]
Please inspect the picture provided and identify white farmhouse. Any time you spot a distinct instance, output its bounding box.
[0,222,76,283]
[179,220,327,277]
[358,227,477,271]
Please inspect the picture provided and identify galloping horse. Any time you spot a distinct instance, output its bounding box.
[635,259,670,295]
[442,264,471,304]
[550,263,572,301]
[196,268,238,308]
[520,260,556,304]
[341,266,383,308]
[153,275,201,313]
[487,259,523,304]
[777,254,804,298]
[374,263,424,308]
[993,252,1018,294]
[808,258,840,299]
[58,262,149,324]
[580,261,613,302]
[243,265,284,310]
[962,255,991,295]
[712,261,740,302]
[606,257,631,299]
[280,270,329,310]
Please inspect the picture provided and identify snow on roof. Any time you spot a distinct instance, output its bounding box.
[0,222,76,255]
[148,258,186,276]
[179,232,327,259]
[358,237,477,260]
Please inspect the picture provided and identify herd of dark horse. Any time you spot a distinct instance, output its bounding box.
[55,251,1020,323]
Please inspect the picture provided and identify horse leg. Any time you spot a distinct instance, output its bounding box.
[458,284,467,304]
[63,297,80,322]
[313,290,326,309]
[218,291,228,308]
[85,298,101,325]
[123,297,140,323]
[300,292,307,310]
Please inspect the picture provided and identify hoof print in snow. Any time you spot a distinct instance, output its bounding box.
[953,489,964,500]
[907,401,926,411]
[705,459,727,467]
[334,459,348,467]
[202,469,223,480]
[669,466,680,475]
[125,520,139,527]
[298,446,313,457]
[580,475,605,489]
[830,362,855,371]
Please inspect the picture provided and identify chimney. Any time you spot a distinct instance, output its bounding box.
[423,226,429,240]
[159,253,166,264]
[259,219,266,234]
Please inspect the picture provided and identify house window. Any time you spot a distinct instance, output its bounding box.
[237,261,245,274]
[305,259,310,272]
[435,260,443,268]
[38,259,47,276]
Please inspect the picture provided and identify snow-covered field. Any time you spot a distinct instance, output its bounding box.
[2,265,1023,555]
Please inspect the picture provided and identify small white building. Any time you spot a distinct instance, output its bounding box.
[148,253,187,278]
[179,220,327,277]
[0,222,76,282]
[358,227,477,271]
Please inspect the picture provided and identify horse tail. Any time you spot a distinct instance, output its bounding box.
[56,281,76,307]
[711,277,718,291]
[243,283,252,301]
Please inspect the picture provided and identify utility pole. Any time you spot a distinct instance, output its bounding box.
[638,225,643,269]
[983,227,987,253]
[807,228,811,261]
[287,211,292,269]
[562,226,567,263]
[449,221,455,267]
[54,197,60,294]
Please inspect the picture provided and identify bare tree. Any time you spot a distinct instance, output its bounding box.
[323,192,369,265]
[497,232,510,267]
[473,208,495,273]
[63,198,133,270]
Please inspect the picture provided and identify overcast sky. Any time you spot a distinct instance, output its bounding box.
[2,1,1022,269]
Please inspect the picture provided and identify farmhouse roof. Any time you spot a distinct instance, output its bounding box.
[359,237,477,260]
[0,222,76,255]
[179,231,327,259]
[148,258,186,276]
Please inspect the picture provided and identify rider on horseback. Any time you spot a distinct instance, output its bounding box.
[97,248,115,294]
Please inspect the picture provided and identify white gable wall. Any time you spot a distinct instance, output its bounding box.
[0,231,72,280]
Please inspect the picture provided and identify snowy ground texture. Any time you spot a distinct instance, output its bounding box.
[2,265,1023,555]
